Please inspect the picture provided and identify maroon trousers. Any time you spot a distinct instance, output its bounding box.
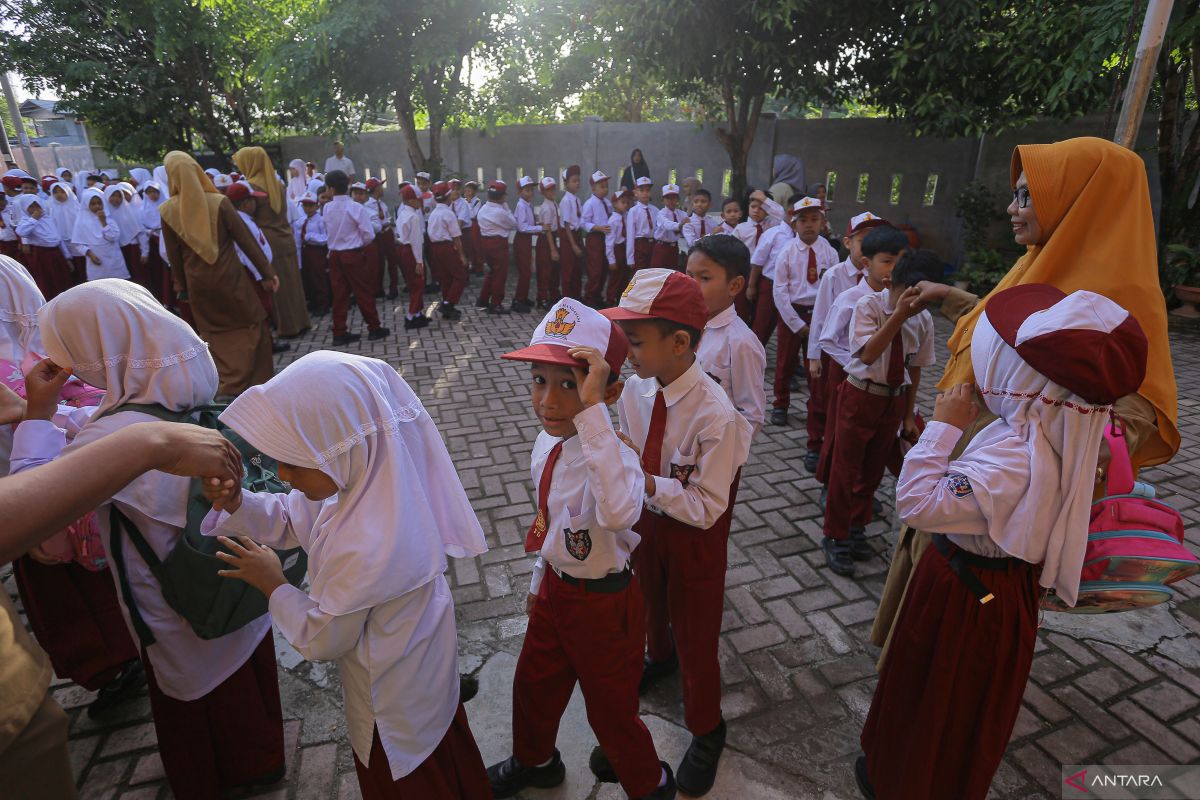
[772,304,812,411]
[861,543,1038,800]
[354,706,490,800]
[145,633,285,800]
[750,276,777,345]
[144,234,168,305]
[822,383,904,539]
[631,238,653,271]
[71,255,87,287]
[605,247,629,306]
[26,245,73,300]
[478,236,510,306]
[122,243,150,292]
[513,232,534,302]
[0,239,20,263]
[468,225,485,273]
[328,248,383,336]
[396,245,425,315]
[633,475,738,737]
[535,231,559,302]
[460,223,478,271]
[301,244,331,312]
[513,570,662,797]
[805,350,831,454]
[429,241,466,304]
[650,241,679,269]
[374,231,398,295]
[583,232,607,305]
[13,557,138,691]
[559,229,582,299]
[816,359,847,485]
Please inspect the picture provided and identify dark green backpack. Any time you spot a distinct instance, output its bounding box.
[102,402,308,645]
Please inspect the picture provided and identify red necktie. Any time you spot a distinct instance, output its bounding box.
[755,222,763,245]
[300,218,308,241]
[644,205,652,231]
[525,440,563,553]
[700,217,706,236]
[806,246,818,284]
[854,271,863,283]
[604,199,611,216]
[641,391,667,475]
[886,328,906,388]
[377,203,384,220]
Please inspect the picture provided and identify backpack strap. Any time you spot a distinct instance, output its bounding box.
[98,402,194,423]
[1103,419,1135,496]
[107,505,161,648]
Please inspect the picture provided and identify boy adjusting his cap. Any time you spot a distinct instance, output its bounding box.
[489,298,677,800]
[599,268,752,797]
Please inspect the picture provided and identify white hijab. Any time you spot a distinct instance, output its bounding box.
[0,254,44,364]
[104,185,142,246]
[286,159,308,202]
[152,165,170,198]
[48,182,80,244]
[72,188,110,249]
[139,181,164,231]
[949,312,1110,606]
[129,167,152,190]
[219,351,487,616]
[41,279,219,526]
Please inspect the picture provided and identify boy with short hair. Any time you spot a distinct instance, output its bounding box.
[512,175,543,313]
[426,181,468,321]
[580,171,613,307]
[681,189,720,251]
[535,176,561,309]
[600,269,752,798]
[557,166,585,299]
[414,171,434,219]
[487,298,677,800]
[364,177,398,299]
[320,170,390,345]
[605,188,632,307]
[625,176,657,271]
[394,183,429,329]
[686,234,767,435]
[476,180,519,315]
[820,244,933,577]
[746,205,796,346]
[293,191,330,317]
[732,190,784,253]
[713,197,741,236]
[651,185,685,268]
[769,197,840,427]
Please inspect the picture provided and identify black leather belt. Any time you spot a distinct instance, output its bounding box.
[552,567,631,593]
[932,534,1011,605]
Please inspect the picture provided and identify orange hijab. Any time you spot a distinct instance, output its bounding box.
[158,151,224,265]
[232,146,284,214]
[941,137,1178,467]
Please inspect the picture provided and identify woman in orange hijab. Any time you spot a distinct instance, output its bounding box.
[870,137,1179,660]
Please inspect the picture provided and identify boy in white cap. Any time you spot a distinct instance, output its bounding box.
[626,176,657,272]
[414,172,434,218]
[680,189,721,251]
[535,176,561,309]
[605,188,633,307]
[475,180,519,314]
[652,184,685,268]
[558,166,585,299]
[427,181,468,321]
[580,170,613,307]
[488,298,676,800]
[512,175,543,313]
[768,196,840,426]
[746,202,800,345]
[599,269,752,797]
[461,180,485,274]
[394,183,428,329]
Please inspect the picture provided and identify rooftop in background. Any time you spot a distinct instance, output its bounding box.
[17,97,90,148]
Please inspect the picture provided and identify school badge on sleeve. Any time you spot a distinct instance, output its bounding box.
[671,462,697,487]
[564,527,592,561]
[944,473,974,498]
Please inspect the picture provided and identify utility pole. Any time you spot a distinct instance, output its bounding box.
[1113,0,1176,149]
[0,72,36,172]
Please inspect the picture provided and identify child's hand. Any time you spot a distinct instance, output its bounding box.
[808,358,822,378]
[567,345,610,408]
[901,413,920,443]
[23,358,71,421]
[595,224,611,234]
[204,477,243,514]
[0,384,27,425]
[261,276,280,294]
[215,535,286,597]
[914,280,953,306]
[745,282,757,301]
[29,206,43,220]
[615,430,641,458]
[87,250,101,265]
[894,286,925,319]
[932,384,979,430]
[525,592,536,616]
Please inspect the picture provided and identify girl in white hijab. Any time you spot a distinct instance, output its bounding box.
[138,181,168,302]
[47,182,83,282]
[72,188,128,281]
[13,194,73,299]
[286,158,308,203]
[104,184,149,287]
[152,164,170,198]
[9,279,286,797]
[859,286,1148,800]
[204,351,491,798]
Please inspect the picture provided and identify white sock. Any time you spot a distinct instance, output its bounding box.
[659,766,668,787]
[536,756,554,768]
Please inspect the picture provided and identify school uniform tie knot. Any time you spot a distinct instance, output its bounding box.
[525,440,563,553]
[641,390,668,475]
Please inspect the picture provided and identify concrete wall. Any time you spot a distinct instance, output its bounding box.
[12,144,96,179]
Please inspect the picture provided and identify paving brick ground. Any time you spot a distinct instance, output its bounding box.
[5,280,1199,800]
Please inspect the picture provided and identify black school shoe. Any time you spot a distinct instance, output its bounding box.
[803,449,820,473]
[511,299,533,313]
[403,316,425,330]
[271,340,290,354]
[487,749,565,798]
[639,651,679,694]
[332,333,361,346]
[426,281,442,295]
[855,754,876,800]
[386,289,399,300]
[367,327,391,341]
[487,303,511,315]
[823,537,855,577]
[676,718,726,797]
[438,301,462,320]
[590,751,677,799]
[769,408,788,426]
[849,527,873,561]
[642,762,678,799]
[88,659,145,719]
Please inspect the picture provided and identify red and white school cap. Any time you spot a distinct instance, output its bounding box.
[364,177,383,191]
[600,267,709,331]
[225,182,266,203]
[432,180,451,198]
[212,173,233,189]
[589,170,609,185]
[540,176,557,189]
[1,175,23,190]
[399,184,419,202]
[503,297,629,376]
[518,175,535,188]
[349,181,367,191]
[791,196,825,216]
[845,211,888,237]
[612,187,633,202]
[448,178,461,186]
[985,284,1147,405]
[299,191,319,204]
[661,183,680,196]
[415,171,431,181]
[635,176,653,187]
[488,179,507,193]
[5,168,30,180]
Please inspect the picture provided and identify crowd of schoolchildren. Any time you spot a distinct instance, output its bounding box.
[0,135,1162,800]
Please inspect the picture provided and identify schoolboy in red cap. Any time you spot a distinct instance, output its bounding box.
[227,182,279,318]
[557,166,585,299]
[321,170,389,345]
[605,187,633,307]
[487,298,677,800]
[511,175,543,313]
[598,268,751,797]
[535,176,561,309]
[475,180,519,314]
[394,183,429,329]
[580,170,613,307]
[427,181,468,320]
[364,177,398,299]
[461,180,485,274]
[292,190,331,317]
[449,179,478,277]
[651,184,685,269]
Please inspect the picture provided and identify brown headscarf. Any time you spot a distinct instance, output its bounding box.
[232,146,283,214]
[158,151,224,265]
[940,137,1178,468]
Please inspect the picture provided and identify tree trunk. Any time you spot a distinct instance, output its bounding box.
[1154,30,1199,266]
[393,87,428,177]
[713,80,764,200]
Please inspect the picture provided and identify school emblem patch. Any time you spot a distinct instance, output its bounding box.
[945,473,974,498]
[671,463,697,487]
[543,307,576,337]
[622,277,636,298]
[564,527,592,561]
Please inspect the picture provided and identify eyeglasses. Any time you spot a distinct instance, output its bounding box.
[1012,186,1032,209]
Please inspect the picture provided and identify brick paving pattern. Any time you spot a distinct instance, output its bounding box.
[5,281,1199,799]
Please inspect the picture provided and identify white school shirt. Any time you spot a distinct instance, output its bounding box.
[817,281,874,367]
[12,418,271,702]
[15,214,70,260]
[654,206,685,243]
[559,192,582,231]
[697,304,767,436]
[235,210,272,281]
[452,197,473,229]
[74,218,129,281]
[579,194,612,234]
[363,198,389,235]
[732,216,779,253]
[808,258,865,360]
[514,198,541,235]
[0,207,17,242]
[476,200,518,238]
[617,358,752,529]
[322,195,376,251]
[681,213,722,250]
[626,201,657,243]
[844,289,936,386]
[208,494,460,781]
[605,212,626,265]
[527,404,643,595]
[537,198,560,232]
[293,211,329,251]
[395,205,424,262]
[773,236,840,332]
[426,204,461,243]
[749,223,795,281]
[466,196,483,220]
[323,154,355,175]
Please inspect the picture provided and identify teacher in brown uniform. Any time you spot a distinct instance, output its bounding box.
[159,151,278,397]
[233,146,311,339]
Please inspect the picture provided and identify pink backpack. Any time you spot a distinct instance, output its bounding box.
[1041,422,1198,613]
[2,355,107,571]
